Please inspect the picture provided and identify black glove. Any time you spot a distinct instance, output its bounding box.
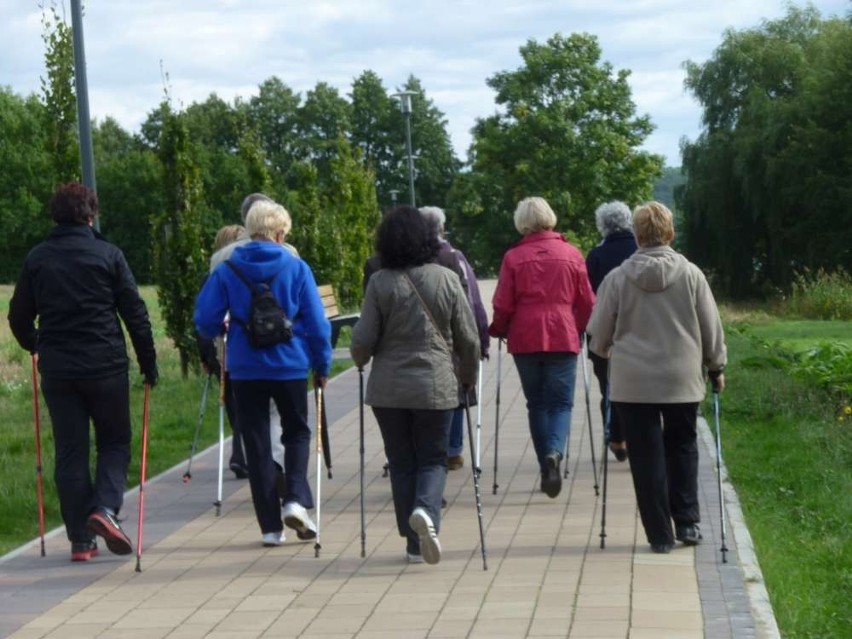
[708,369,723,392]
[142,363,159,388]
[196,333,221,378]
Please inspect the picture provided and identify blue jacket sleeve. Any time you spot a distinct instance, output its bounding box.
[296,264,333,377]
[194,269,230,339]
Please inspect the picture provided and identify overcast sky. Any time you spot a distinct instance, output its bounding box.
[1,0,848,166]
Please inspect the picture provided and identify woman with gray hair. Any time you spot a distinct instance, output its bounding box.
[585,201,638,462]
[488,196,595,498]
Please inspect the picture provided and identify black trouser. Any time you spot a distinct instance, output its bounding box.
[589,351,623,444]
[222,372,245,467]
[373,407,451,554]
[231,378,313,535]
[613,401,700,546]
[41,373,132,543]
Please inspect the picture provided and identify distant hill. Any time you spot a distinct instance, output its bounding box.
[652,167,685,210]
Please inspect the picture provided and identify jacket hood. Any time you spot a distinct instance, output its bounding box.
[621,245,687,292]
[229,241,296,281]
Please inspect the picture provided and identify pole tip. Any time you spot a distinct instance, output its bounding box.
[182,474,190,483]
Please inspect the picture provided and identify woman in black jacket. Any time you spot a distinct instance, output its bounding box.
[8,183,157,562]
[585,201,638,461]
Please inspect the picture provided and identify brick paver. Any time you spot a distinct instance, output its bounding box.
[0,281,776,638]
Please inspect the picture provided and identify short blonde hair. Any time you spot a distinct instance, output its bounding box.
[212,224,244,253]
[245,200,292,242]
[632,201,674,247]
[514,196,557,235]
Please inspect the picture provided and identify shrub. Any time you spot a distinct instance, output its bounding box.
[783,268,852,320]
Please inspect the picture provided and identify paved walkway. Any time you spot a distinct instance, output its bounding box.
[0,283,778,639]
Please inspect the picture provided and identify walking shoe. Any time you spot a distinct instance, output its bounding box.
[261,531,285,547]
[676,524,703,546]
[70,540,99,562]
[86,508,132,556]
[406,552,425,564]
[609,442,628,462]
[282,502,317,540]
[408,508,441,565]
[651,542,674,554]
[447,455,464,470]
[229,461,248,479]
[541,452,562,499]
[441,497,448,509]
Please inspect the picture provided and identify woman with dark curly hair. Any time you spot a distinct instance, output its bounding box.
[8,182,157,562]
[350,205,480,565]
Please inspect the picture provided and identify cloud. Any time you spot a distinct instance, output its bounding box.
[1,0,848,166]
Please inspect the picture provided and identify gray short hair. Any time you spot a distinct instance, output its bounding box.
[245,200,292,241]
[419,206,446,233]
[594,201,632,237]
[240,193,273,223]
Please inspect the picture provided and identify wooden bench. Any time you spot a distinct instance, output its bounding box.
[318,284,360,349]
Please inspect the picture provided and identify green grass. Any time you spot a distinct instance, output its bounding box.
[715,324,852,637]
[0,285,352,556]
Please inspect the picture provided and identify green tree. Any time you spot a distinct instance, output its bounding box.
[246,77,301,176]
[93,117,162,282]
[0,89,54,280]
[681,5,852,297]
[39,2,78,183]
[295,82,351,184]
[151,102,208,376]
[449,32,662,271]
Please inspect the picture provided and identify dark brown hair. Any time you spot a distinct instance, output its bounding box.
[50,182,98,225]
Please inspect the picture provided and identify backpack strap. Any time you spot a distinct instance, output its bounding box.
[225,260,278,289]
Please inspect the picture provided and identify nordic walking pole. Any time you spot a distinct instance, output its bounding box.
[183,374,212,483]
[30,354,46,557]
[464,391,488,571]
[314,385,324,558]
[580,335,600,495]
[135,382,151,572]
[475,359,483,474]
[599,389,610,549]
[713,389,729,563]
[358,368,366,558]
[321,391,332,479]
[492,339,503,495]
[214,336,226,516]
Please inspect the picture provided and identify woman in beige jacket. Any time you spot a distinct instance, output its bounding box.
[351,205,480,565]
[587,201,726,553]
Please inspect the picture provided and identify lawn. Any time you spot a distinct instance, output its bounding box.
[712,316,851,638]
[0,284,352,557]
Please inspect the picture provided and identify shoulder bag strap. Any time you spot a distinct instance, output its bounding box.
[403,271,451,354]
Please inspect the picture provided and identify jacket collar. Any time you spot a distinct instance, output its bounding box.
[515,230,566,247]
[49,224,96,239]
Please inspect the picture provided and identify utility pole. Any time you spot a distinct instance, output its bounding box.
[391,91,417,207]
[70,0,98,230]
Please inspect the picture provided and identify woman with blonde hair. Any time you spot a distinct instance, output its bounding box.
[489,196,595,498]
[587,201,726,553]
[195,201,332,547]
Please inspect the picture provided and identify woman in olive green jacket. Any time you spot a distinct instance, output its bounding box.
[350,206,479,565]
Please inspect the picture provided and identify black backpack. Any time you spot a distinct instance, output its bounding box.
[225,261,293,348]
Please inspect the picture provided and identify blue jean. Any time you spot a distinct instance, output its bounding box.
[372,407,451,554]
[447,407,465,457]
[513,352,578,471]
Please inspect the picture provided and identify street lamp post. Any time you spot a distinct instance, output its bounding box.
[391,91,417,206]
[69,0,98,229]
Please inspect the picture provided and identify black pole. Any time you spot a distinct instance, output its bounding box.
[69,0,98,230]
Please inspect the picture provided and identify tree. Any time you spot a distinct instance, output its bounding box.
[680,6,852,297]
[0,89,54,280]
[295,82,351,184]
[246,77,301,176]
[39,2,79,183]
[449,33,662,272]
[93,117,162,282]
[151,101,208,376]
[349,70,398,206]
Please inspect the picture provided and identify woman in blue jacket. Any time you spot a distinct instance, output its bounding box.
[195,200,332,546]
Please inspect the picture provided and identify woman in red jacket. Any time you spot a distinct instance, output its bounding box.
[489,197,595,498]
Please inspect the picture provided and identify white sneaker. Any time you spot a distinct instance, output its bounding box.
[406,552,425,564]
[261,531,284,547]
[408,508,441,565]
[282,501,317,540]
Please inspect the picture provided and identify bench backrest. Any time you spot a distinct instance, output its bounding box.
[318,284,340,319]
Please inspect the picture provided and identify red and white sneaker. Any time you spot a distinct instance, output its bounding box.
[86,508,132,555]
[70,540,99,562]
